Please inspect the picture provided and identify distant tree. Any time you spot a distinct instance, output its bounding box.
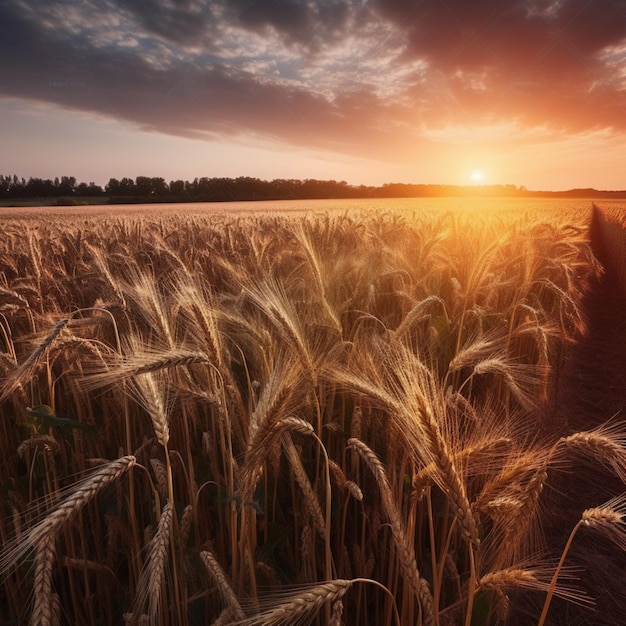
[169,179,186,197]
[151,177,168,197]
[134,176,152,197]
[76,181,104,196]
[0,175,10,197]
[134,176,167,197]
[118,177,135,195]
[106,177,135,196]
[26,177,56,197]
[105,178,121,195]
[58,176,76,196]
[87,182,104,196]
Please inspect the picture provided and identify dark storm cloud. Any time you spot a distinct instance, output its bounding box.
[373,0,626,78]
[1,0,625,158]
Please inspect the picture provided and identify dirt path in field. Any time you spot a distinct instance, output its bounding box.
[541,215,626,625]
[550,207,626,436]
[549,259,626,435]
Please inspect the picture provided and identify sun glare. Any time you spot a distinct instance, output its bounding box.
[470,169,485,184]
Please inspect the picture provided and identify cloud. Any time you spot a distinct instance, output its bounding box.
[111,0,216,46]
[1,0,625,164]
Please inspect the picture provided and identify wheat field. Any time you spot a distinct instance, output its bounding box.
[1,206,625,625]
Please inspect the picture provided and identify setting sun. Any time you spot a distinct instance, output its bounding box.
[470,169,485,184]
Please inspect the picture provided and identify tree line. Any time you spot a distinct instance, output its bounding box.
[1,174,373,202]
[2,174,621,203]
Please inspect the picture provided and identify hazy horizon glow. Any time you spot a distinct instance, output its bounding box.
[1,1,626,191]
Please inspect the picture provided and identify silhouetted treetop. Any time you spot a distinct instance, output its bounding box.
[2,174,624,203]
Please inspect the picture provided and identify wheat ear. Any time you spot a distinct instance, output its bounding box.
[133,502,174,622]
[580,497,626,549]
[283,434,326,536]
[420,404,480,547]
[200,550,246,620]
[0,455,136,576]
[559,429,626,484]
[478,567,541,592]
[86,349,211,388]
[239,417,314,505]
[149,502,174,619]
[131,372,170,447]
[30,534,59,626]
[348,438,434,625]
[239,579,354,626]
[1,318,69,402]
[538,500,626,626]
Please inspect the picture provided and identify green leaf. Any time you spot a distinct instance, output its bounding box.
[26,406,96,434]
[471,589,493,625]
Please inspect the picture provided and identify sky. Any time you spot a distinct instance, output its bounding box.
[1,0,626,191]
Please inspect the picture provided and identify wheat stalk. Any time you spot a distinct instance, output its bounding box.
[17,435,61,458]
[328,460,363,500]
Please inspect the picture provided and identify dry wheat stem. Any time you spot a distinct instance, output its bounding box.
[494,466,546,568]
[375,341,480,547]
[62,557,115,577]
[247,576,402,626]
[393,295,448,341]
[150,458,169,501]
